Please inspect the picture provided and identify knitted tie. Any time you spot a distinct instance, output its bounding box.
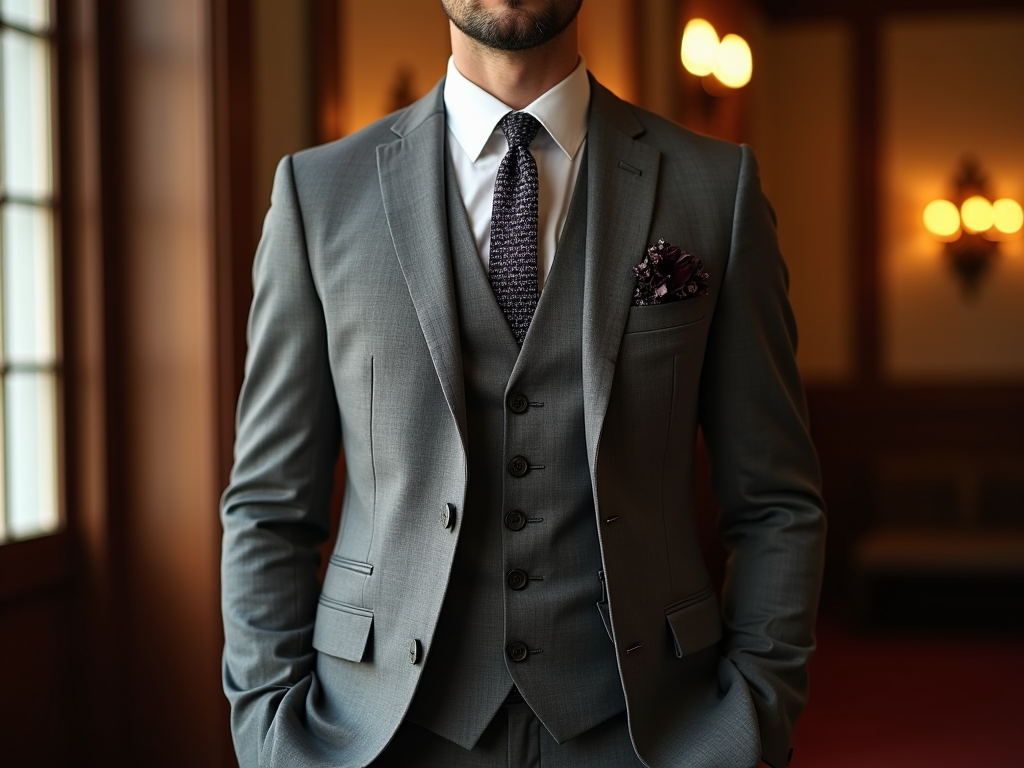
[489,111,541,346]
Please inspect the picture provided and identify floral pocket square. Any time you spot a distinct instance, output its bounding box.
[632,239,709,306]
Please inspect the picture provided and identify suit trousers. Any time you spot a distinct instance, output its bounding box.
[372,704,646,768]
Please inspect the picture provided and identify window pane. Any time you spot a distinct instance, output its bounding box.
[0,0,49,32]
[2,28,52,199]
[2,203,55,363]
[5,370,58,539]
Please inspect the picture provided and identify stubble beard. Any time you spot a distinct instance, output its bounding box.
[441,0,583,52]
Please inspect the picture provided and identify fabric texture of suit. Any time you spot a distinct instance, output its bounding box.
[220,75,827,768]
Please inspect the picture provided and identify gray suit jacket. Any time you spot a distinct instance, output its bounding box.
[221,77,826,768]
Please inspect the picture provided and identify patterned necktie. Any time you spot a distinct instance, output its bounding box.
[489,111,541,346]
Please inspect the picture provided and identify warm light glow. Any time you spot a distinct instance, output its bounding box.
[714,34,753,88]
[961,195,995,233]
[923,199,962,239]
[681,19,719,77]
[993,198,1024,235]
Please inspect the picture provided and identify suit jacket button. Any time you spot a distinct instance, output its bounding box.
[508,456,529,477]
[507,641,529,662]
[504,509,527,531]
[508,393,529,414]
[409,639,421,664]
[441,503,455,530]
[507,569,528,590]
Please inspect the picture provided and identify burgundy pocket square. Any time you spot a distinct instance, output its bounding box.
[632,239,709,306]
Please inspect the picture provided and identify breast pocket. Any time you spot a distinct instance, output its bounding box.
[624,298,707,335]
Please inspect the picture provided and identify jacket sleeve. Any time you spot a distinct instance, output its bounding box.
[220,155,340,768]
[697,144,827,768]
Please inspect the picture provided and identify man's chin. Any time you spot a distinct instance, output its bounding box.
[444,0,582,52]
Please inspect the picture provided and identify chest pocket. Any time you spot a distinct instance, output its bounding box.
[624,297,707,335]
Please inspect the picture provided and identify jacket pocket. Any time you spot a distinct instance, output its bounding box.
[665,586,722,658]
[596,570,613,642]
[321,556,373,608]
[312,595,373,662]
[329,555,373,575]
[624,297,706,334]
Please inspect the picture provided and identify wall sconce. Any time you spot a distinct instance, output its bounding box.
[680,19,752,94]
[923,157,1022,293]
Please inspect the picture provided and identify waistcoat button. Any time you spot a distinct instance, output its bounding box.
[504,509,527,531]
[507,456,529,477]
[409,639,421,664]
[508,393,529,413]
[440,503,455,530]
[507,641,529,662]
[507,569,528,590]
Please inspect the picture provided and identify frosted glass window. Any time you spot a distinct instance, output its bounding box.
[2,27,52,199]
[0,0,49,32]
[4,372,58,538]
[2,204,54,363]
[1,7,59,544]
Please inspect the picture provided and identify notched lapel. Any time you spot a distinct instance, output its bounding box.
[377,85,468,449]
[582,81,661,470]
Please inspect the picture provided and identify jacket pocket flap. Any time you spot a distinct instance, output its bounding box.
[665,591,722,658]
[313,597,373,662]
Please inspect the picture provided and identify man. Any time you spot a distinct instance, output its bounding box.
[220,1,827,766]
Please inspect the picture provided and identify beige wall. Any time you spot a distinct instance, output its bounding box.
[748,20,855,383]
[882,13,1024,381]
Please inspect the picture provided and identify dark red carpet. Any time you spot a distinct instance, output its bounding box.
[791,622,1024,767]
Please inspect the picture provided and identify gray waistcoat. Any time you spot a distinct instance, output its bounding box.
[406,154,626,749]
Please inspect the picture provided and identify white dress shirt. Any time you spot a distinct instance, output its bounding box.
[443,56,591,291]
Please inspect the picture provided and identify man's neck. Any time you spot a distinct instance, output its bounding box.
[449,20,580,110]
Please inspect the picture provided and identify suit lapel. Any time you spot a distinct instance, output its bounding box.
[377,83,468,447]
[582,81,661,470]
[376,79,659,467]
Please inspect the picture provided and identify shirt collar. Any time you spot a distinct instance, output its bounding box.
[443,55,591,163]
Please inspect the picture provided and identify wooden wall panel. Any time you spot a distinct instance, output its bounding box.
[808,386,1024,599]
[116,0,230,763]
[0,590,72,767]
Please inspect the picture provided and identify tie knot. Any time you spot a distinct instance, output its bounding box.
[500,111,541,149]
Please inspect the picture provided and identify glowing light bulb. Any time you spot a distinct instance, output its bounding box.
[923,199,962,239]
[714,34,753,89]
[993,198,1023,235]
[961,195,995,233]
[681,19,719,77]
